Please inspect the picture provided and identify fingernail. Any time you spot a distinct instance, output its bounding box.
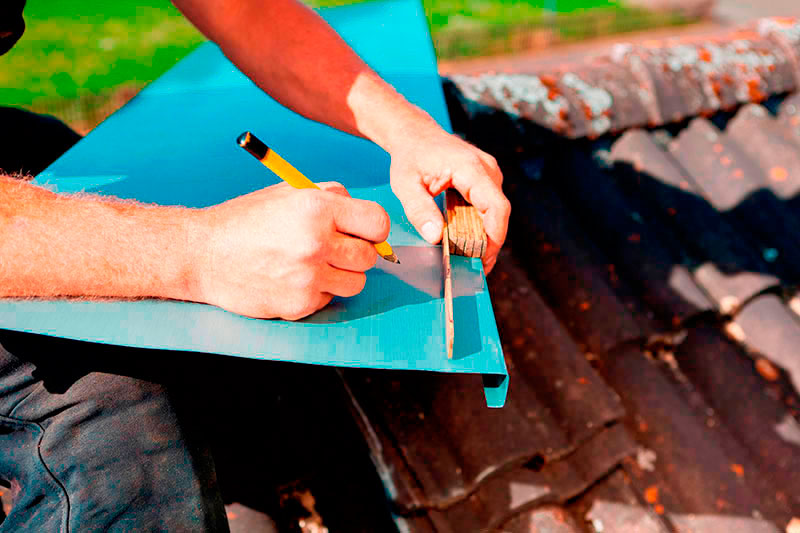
[421,221,441,243]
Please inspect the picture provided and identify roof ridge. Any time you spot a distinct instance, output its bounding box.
[448,17,800,138]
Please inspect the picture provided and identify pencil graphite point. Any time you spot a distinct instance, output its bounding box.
[383,253,400,264]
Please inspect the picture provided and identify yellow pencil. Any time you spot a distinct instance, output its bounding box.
[237,131,399,264]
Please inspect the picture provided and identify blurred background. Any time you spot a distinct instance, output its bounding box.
[0,0,718,134]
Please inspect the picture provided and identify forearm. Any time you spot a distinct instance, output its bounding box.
[173,0,440,152]
[0,176,200,300]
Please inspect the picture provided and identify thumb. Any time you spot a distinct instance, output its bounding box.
[391,179,444,244]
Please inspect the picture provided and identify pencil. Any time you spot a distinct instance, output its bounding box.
[237,131,399,264]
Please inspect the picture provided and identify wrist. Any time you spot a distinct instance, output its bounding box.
[348,72,441,154]
[161,207,210,304]
[174,209,213,303]
[379,105,442,154]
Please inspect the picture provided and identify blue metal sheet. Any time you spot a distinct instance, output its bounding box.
[0,0,507,406]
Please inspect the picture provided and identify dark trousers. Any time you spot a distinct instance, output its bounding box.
[0,333,230,532]
[0,108,231,531]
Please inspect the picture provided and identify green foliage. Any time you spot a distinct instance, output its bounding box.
[0,0,691,108]
[0,0,204,106]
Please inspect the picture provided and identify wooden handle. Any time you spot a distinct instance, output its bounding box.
[445,189,487,258]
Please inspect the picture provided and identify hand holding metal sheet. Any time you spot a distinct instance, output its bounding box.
[387,120,509,273]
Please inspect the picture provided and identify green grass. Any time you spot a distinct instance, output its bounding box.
[0,0,688,110]
[422,0,622,33]
[0,0,204,106]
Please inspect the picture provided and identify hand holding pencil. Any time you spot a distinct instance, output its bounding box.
[191,137,391,321]
[238,131,399,263]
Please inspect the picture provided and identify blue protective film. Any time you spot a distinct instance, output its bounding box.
[0,0,508,406]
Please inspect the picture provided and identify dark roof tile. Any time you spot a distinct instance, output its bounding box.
[340,24,800,533]
[550,136,714,325]
[672,116,800,281]
[423,423,633,532]
[610,127,778,308]
[580,470,670,533]
[728,103,800,199]
[673,324,800,511]
[508,178,653,353]
[339,250,627,522]
[598,344,795,525]
[673,117,764,211]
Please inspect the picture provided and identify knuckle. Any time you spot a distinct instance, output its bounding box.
[292,269,318,293]
[466,154,484,169]
[296,233,328,260]
[297,189,328,216]
[359,241,378,270]
[371,206,391,240]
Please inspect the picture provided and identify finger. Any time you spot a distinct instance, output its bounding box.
[317,181,351,197]
[329,195,391,244]
[327,233,377,272]
[313,292,335,314]
[454,170,511,271]
[391,178,444,244]
[476,150,503,187]
[320,266,368,298]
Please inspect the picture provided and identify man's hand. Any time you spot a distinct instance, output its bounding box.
[174,0,511,273]
[0,177,386,320]
[193,182,389,320]
[388,121,509,274]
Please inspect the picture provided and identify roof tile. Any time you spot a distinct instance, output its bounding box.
[423,423,633,532]
[674,324,800,511]
[551,136,714,324]
[732,294,800,395]
[448,18,800,139]
[728,103,800,199]
[599,344,795,524]
[339,250,626,517]
[756,18,800,86]
[339,26,800,532]
[502,506,583,533]
[610,127,778,306]
[508,178,653,352]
